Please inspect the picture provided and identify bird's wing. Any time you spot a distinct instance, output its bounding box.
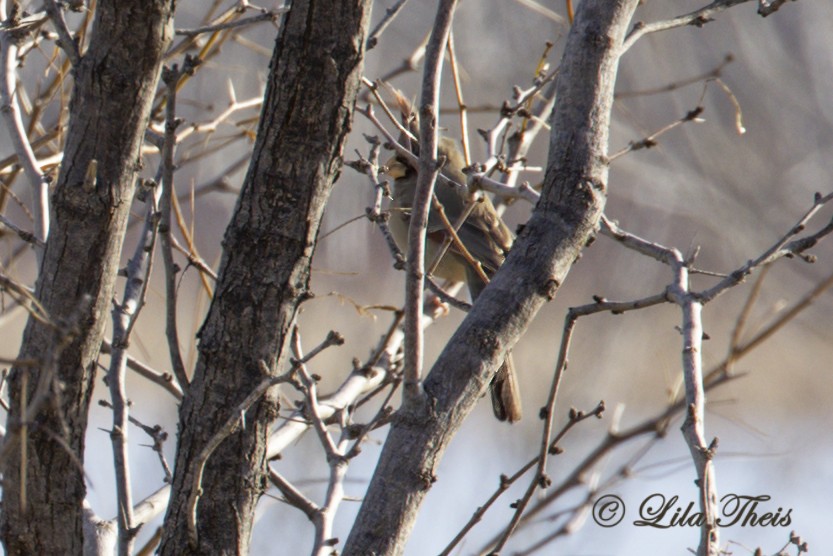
[452,196,513,275]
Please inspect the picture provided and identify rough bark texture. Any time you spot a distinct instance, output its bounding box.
[0,3,174,554]
[157,1,372,554]
[342,1,639,554]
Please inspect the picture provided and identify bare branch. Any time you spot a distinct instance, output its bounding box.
[623,0,748,54]
[698,192,833,303]
[622,0,798,55]
[446,31,470,165]
[366,0,408,50]
[106,178,163,555]
[0,4,50,246]
[159,62,192,390]
[175,9,285,37]
[402,0,459,402]
[268,469,319,520]
[184,365,295,545]
[609,104,705,162]
[100,340,183,400]
[0,213,43,247]
[43,0,80,66]
[345,2,637,552]
[99,400,173,483]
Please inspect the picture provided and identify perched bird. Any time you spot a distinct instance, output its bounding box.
[383,98,522,422]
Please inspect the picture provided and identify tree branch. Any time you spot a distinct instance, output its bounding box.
[1,2,174,552]
[343,1,638,553]
[158,1,373,553]
[402,0,459,402]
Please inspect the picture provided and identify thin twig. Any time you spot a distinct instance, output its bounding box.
[170,234,217,282]
[479,372,739,552]
[425,277,471,312]
[369,33,428,87]
[621,0,797,55]
[403,0,459,402]
[99,400,172,483]
[366,0,408,50]
[100,340,183,400]
[265,290,453,461]
[623,0,746,54]
[698,191,833,303]
[722,269,833,366]
[727,264,770,366]
[359,101,540,202]
[43,0,80,65]
[290,327,350,555]
[106,178,163,555]
[159,63,191,390]
[170,187,214,296]
[442,401,604,556]
[512,0,567,25]
[175,9,285,37]
[609,104,705,162]
[185,363,295,545]
[616,54,733,98]
[0,213,42,246]
[446,30,470,165]
[0,271,53,327]
[599,198,833,555]
[268,468,319,520]
[0,2,50,248]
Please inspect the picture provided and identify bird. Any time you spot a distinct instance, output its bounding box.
[382,92,522,422]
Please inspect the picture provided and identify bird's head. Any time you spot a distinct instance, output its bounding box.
[384,155,411,181]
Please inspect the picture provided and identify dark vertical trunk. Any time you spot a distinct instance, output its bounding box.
[1,2,174,554]
[158,1,372,554]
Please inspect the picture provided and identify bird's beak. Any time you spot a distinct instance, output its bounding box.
[383,156,408,180]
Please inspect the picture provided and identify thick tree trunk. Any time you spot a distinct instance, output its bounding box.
[157,1,372,554]
[0,2,174,554]
[342,1,639,553]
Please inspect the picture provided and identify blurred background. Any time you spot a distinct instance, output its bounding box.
[1,0,831,554]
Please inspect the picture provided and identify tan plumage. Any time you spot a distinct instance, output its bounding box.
[383,89,522,423]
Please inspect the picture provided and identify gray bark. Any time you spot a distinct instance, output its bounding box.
[342,1,640,553]
[157,1,372,554]
[0,2,174,554]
